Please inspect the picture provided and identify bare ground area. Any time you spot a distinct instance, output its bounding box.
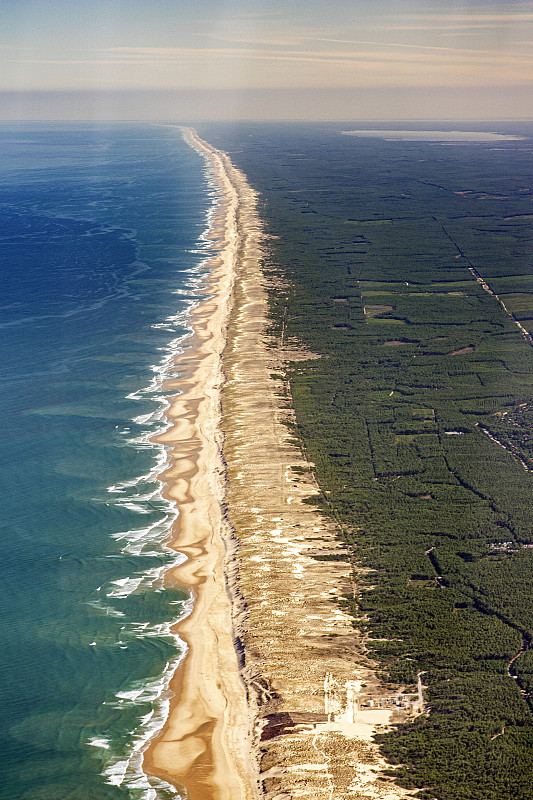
[145,128,415,800]
[222,187,416,799]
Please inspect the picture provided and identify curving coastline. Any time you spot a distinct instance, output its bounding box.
[144,127,415,800]
[143,128,260,800]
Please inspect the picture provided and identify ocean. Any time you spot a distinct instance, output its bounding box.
[0,123,215,799]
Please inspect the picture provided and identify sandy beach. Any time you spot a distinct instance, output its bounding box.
[143,128,259,800]
[144,128,416,799]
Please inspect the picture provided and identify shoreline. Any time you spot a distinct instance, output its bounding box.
[144,127,415,800]
[143,128,259,800]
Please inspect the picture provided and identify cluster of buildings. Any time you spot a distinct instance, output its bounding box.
[324,671,425,722]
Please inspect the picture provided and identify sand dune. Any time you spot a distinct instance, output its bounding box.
[144,128,415,800]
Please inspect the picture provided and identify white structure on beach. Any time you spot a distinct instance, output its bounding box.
[324,673,363,721]
[344,680,363,723]
[324,671,425,721]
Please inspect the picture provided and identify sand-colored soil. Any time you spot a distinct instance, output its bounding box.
[143,128,259,800]
[144,128,415,799]
[220,173,416,799]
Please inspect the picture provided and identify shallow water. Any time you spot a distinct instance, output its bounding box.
[0,123,213,799]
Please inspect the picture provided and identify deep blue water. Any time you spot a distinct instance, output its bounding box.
[0,124,214,799]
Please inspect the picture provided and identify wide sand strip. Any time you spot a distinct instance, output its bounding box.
[145,128,415,800]
[219,154,417,800]
[143,128,259,800]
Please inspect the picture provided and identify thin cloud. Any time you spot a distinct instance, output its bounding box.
[11,47,533,85]
[388,23,533,31]
[316,38,498,54]
[10,44,531,73]
[203,34,306,48]
[410,13,533,23]
[100,44,533,66]
[6,59,130,65]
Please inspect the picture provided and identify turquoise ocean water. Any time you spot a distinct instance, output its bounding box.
[0,123,215,799]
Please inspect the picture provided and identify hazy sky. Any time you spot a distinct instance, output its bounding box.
[2,0,533,120]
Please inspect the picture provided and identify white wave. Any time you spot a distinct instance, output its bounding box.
[88,737,111,749]
[87,599,126,618]
[116,688,150,703]
[109,496,169,516]
[93,138,220,799]
[113,448,168,485]
[109,525,178,562]
[133,411,159,425]
[108,471,163,492]
[119,488,161,505]
[107,576,145,598]
[117,502,152,514]
[106,552,185,598]
[100,648,187,797]
[127,622,174,639]
[111,514,172,541]
[104,759,129,786]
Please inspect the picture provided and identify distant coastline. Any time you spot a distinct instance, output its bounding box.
[143,127,419,799]
[342,129,525,141]
[143,127,259,800]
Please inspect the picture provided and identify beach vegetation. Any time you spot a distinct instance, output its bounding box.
[199,122,533,800]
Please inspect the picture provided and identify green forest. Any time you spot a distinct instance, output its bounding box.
[199,122,533,800]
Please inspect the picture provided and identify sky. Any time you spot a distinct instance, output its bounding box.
[1,0,533,120]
